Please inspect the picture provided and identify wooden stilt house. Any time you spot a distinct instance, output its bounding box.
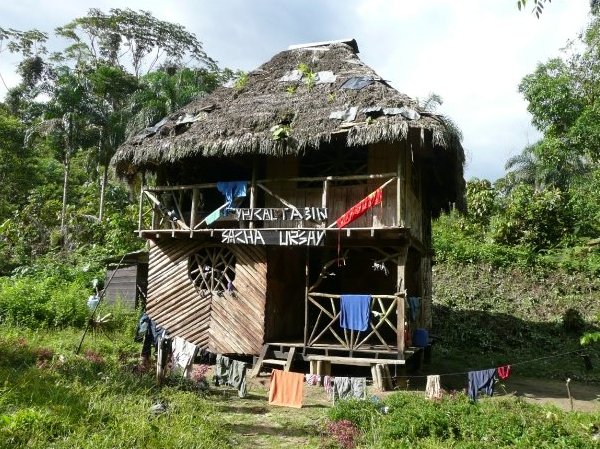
[113,39,465,373]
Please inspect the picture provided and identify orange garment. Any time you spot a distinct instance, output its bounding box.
[335,188,383,228]
[268,369,304,408]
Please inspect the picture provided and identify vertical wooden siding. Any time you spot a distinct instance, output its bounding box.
[147,240,213,347]
[208,245,267,355]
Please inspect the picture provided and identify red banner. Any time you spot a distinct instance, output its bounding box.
[335,188,383,228]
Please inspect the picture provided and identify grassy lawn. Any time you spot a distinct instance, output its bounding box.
[0,321,599,449]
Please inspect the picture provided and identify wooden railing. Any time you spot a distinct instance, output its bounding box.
[305,292,406,355]
[137,172,399,234]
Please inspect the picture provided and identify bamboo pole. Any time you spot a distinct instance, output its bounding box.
[138,188,144,237]
[397,245,408,359]
[304,247,309,354]
[189,188,199,237]
[250,158,257,230]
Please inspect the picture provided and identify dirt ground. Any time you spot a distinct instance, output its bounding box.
[500,376,600,412]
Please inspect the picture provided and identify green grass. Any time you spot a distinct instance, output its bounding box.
[0,313,598,449]
[328,394,600,448]
[0,323,231,449]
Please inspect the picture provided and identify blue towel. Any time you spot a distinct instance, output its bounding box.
[216,181,247,208]
[467,369,496,401]
[339,295,371,331]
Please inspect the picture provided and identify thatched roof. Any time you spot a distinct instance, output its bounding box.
[113,40,465,210]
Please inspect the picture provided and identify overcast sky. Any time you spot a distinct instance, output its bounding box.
[0,1,592,180]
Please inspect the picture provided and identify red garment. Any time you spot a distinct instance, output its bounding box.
[335,188,383,229]
[497,365,511,380]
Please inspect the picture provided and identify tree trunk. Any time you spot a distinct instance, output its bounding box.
[60,150,70,247]
[99,161,108,222]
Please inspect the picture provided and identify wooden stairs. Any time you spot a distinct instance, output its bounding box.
[249,343,297,377]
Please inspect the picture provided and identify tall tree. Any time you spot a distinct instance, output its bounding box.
[54,8,220,220]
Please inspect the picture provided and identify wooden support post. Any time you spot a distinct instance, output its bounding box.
[249,158,257,229]
[397,245,408,359]
[189,188,199,237]
[138,188,144,237]
[396,145,406,228]
[322,179,329,226]
[303,247,309,355]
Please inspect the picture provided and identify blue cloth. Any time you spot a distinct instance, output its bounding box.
[408,296,421,322]
[468,369,496,401]
[216,181,247,208]
[339,295,371,331]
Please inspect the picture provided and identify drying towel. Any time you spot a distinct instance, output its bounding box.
[497,365,511,380]
[335,188,383,228]
[340,295,371,331]
[268,369,304,408]
[468,369,496,401]
[425,375,442,400]
[171,336,197,379]
[216,181,247,208]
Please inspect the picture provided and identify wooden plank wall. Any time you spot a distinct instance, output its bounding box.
[367,142,400,227]
[104,266,137,308]
[208,245,267,355]
[147,240,212,347]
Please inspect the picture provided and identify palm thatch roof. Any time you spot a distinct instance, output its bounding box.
[113,40,465,210]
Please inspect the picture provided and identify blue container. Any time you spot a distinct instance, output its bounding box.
[413,328,429,347]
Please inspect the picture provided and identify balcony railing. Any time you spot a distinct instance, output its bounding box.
[137,172,399,236]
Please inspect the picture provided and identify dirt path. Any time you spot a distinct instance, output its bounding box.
[499,376,600,412]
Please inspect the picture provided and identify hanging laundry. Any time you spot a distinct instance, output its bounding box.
[335,188,383,229]
[227,360,248,398]
[214,354,232,386]
[214,355,247,397]
[425,375,442,400]
[216,181,247,208]
[340,295,371,331]
[171,337,197,379]
[497,365,511,380]
[467,369,496,402]
[305,374,321,386]
[197,348,216,365]
[408,297,421,322]
[332,377,367,403]
[323,375,334,399]
[203,206,224,226]
[268,369,304,408]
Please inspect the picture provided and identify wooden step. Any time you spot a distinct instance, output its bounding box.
[307,355,406,366]
[262,359,287,366]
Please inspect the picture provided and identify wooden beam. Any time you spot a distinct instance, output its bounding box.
[189,188,199,236]
[396,244,409,359]
[257,182,299,211]
[303,248,309,354]
[249,158,257,229]
[138,188,144,237]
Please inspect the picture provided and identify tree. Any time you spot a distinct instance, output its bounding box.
[32,67,96,244]
[54,8,221,220]
[55,8,216,78]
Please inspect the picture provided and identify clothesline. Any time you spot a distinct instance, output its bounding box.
[389,348,588,380]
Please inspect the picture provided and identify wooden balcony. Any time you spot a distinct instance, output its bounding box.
[136,172,416,246]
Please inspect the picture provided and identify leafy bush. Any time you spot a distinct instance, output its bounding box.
[0,273,90,327]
